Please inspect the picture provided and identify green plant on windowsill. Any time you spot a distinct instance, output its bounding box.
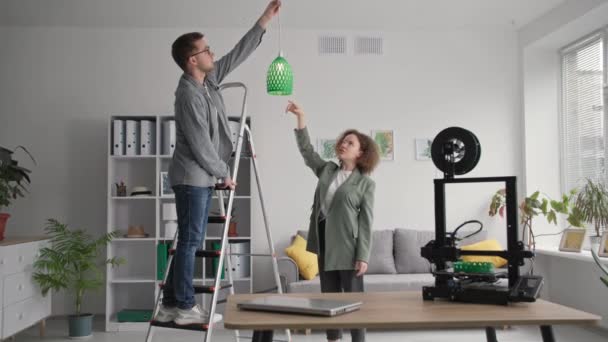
[489,189,584,249]
[573,178,608,242]
[33,219,125,338]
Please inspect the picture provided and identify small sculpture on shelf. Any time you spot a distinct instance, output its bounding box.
[115,181,127,197]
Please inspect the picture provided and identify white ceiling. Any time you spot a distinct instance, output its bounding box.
[0,0,566,30]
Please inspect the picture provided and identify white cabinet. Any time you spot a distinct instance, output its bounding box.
[106,115,253,331]
[0,237,51,339]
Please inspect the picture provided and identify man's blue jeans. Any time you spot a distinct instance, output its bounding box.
[162,184,213,310]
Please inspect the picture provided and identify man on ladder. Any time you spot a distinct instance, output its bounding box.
[155,0,281,326]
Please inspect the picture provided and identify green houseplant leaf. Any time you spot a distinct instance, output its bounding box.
[489,188,585,249]
[33,219,124,315]
[574,178,608,237]
[0,146,36,210]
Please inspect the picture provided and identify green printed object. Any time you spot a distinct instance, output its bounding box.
[266,56,293,95]
[453,261,494,274]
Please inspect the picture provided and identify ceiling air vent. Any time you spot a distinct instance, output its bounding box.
[354,36,383,55]
[318,35,347,55]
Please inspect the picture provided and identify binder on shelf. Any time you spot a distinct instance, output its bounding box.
[125,120,140,156]
[211,241,225,280]
[140,120,156,155]
[157,243,169,281]
[112,120,125,156]
[228,120,240,152]
[227,240,250,279]
[162,120,176,156]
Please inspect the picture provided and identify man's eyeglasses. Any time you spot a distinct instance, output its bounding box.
[190,47,211,58]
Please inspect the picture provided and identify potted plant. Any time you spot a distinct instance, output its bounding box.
[33,219,124,338]
[489,189,584,249]
[573,178,608,246]
[0,145,35,240]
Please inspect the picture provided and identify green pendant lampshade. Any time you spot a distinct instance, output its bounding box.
[266,8,293,96]
[266,54,293,95]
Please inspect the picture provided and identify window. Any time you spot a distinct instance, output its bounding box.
[560,32,605,193]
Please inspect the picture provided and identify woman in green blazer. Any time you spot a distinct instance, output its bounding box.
[286,101,379,342]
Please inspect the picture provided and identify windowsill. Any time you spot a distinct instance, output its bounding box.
[535,246,608,265]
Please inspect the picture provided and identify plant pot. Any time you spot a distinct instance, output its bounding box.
[0,213,10,241]
[589,235,602,248]
[68,313,93,339]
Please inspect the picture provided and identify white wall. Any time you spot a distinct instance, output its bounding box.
[0,24,522,314]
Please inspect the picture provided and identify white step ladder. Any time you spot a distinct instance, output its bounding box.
[145,82,291,342]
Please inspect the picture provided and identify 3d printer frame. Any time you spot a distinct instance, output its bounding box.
[420,176,536,305]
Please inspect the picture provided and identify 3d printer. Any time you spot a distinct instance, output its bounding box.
[420,127,543,305]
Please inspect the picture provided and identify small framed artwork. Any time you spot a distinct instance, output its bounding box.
[559,228,586,252]
[599,231,608,257]
[371,130,395,161]
[415,138,432,161]
[317,139,337,160]
[160,171,174,197]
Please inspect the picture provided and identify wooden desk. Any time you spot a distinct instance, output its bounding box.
[224,291,601,342]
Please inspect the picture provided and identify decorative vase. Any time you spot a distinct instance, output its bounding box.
[0,213,10,241]
[68,313,93,339]
[228,222,238,237]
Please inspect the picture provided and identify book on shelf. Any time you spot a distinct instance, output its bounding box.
[156,242,170,280]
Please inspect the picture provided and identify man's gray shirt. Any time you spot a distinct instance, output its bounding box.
[169,24,265,188]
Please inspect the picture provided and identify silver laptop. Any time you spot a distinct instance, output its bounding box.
[237,296,363,317]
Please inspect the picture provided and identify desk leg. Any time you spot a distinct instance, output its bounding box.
[485,327,498,342]
[540,325,555,342]
[252,330,274,342]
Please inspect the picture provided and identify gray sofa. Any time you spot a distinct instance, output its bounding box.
[278,228,488,293]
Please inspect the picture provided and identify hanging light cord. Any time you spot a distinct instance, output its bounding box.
[277,9,283,56]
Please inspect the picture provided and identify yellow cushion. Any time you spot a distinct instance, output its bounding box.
[460,239,507,268]
[284,235,319,280]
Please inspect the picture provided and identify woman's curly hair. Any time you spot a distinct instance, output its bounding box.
[334,129,380,174]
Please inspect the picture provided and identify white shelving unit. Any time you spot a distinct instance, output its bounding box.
[105,115,253,332]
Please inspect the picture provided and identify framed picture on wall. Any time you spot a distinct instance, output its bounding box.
[317,139,337,160]
[371,130,395,161]
[558,228,586,252]
[160,171,174,197]
[599,231,608,257]
[415,138,432,161]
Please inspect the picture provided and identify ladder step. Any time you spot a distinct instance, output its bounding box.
[168,249,221,258]
[159,283,232,294]
[208,216,227,224]
[150,320,209,331]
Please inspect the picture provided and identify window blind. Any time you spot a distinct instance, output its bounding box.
[560,32,605,237]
